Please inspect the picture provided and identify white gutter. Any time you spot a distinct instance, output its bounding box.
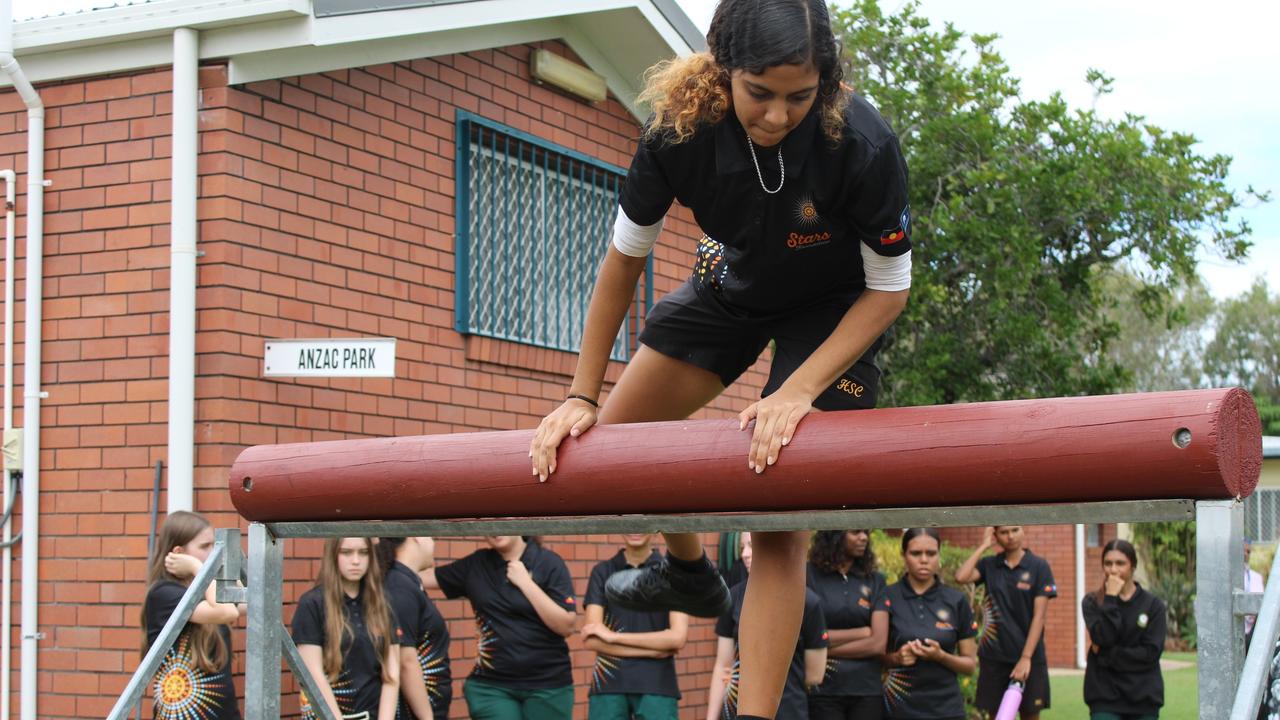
[1075,523,1087,668]
[1,165,14,720]
[0,2,43,718]
[167,26,198,513]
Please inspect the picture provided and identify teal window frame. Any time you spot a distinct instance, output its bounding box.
[454,110,653,361]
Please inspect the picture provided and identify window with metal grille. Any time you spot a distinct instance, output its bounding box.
[454,111,652,361]
[1245,487,1280,543]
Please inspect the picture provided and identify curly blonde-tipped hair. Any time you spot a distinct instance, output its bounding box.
[639,0,849,146]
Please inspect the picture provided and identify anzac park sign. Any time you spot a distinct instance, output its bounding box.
[263,338,397,377]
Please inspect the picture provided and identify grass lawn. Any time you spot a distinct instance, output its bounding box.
[1046,652,1197,719]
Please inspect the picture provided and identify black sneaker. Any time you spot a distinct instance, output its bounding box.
[604,556,732,618]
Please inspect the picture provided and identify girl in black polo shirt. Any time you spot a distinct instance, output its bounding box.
[807,530,887,720]
[874,529,976,720]
[142,511,242,720]
[529,2,912,719]
[292,537,401,720]
[1081,539,1166,720]
[422,536,577,720]
[377,536,452,720]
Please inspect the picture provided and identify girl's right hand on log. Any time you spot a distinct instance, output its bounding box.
[530,398,598,482]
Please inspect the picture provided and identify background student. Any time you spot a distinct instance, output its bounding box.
[583,533,689,720]
[708,532,829,720]
[807,530,887,720]
[422,536,577,720]
[142,510,243,720]
[955,525,1055,719]
[292,537,402,720]
[876,528,977,720]
[1081,539,1166,720]
[378,536,452,720]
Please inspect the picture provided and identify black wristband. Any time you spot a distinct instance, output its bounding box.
[566,393,599,408]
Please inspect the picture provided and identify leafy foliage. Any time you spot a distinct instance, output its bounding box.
[1129,521,1197,647]
[830,0,1257,406]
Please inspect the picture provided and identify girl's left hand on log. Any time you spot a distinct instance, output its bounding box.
[738,386,814,474]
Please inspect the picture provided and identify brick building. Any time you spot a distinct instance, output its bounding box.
[0,0,1113,717]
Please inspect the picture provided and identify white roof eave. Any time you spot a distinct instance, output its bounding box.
[7,0,696,121]
[15,0,312,54]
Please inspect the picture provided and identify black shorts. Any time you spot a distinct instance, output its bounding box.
[637,280,882,411]
[975,657,1050,714]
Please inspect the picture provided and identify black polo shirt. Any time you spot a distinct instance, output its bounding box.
[874,578,977,720]
[584,549,681,698]
[434,543,576,689]
[145,581,241,720]
[806,564,886,698]
[974,550,1057,663]
[620,95,911,315]
[292,585,404,719]
[716,580,828,720]
[385,561,452,718]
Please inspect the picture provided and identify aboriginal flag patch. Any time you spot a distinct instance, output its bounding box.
[880,205,911,245]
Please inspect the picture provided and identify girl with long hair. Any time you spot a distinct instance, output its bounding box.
[874,529,976,720]
[529,1,912,717]
[1081,539,1166,720]
[377,536,452,720]
[142,510,243,720]
[292,537,401,719]
[807,530,887,719]
[422,535,577,720]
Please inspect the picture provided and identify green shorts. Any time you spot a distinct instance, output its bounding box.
[463,678,574,720]
[588,693,679,720]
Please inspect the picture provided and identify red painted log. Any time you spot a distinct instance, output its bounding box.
[228,388,1262,522]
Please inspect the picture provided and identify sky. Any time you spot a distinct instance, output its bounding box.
[675,0,1280,301]
[13,0,1277,300]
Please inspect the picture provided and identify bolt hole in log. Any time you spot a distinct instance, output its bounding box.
[242,477,252,492]
[1173,428,1192,449]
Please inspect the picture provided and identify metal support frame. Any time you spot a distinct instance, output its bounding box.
[246,523,284,720]
[1231,538,1280,719]
[1197,500,1246,719]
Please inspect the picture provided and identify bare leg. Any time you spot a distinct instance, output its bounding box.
[597,345,724,561]
[737,530,808,719]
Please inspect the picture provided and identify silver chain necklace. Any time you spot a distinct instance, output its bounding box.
[746,136,785,194]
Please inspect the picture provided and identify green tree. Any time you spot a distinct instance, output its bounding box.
[831,1,1259,406]
[1204,278,1280,432]
[1129,521,1197,646]
[1100,270,1216,393]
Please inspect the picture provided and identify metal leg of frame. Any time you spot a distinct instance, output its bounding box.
[1197,499,1244,720]
[246,522,283,720]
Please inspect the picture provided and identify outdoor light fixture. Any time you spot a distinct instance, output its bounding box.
[530,48,607,103]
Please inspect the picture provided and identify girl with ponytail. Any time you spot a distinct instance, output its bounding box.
[530,1,913,718]
[142,510,243,720]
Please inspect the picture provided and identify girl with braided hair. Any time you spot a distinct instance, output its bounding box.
[529,1,912,717]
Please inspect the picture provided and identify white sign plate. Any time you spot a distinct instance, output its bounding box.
[264,338,397,378]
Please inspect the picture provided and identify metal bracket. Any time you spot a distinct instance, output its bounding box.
[1235,590,1264,618]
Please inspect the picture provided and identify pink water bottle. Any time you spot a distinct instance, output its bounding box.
[994,680,1024,720]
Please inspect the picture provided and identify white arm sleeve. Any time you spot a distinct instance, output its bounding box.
[861,246,912,291]
[611,205,665,257]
